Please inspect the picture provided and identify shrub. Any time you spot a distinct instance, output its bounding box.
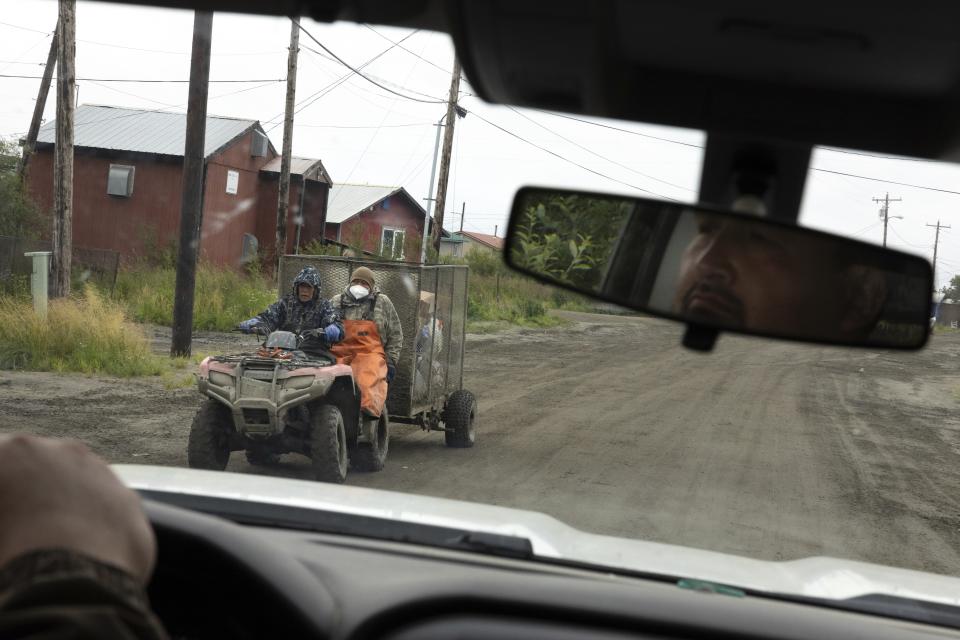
[0,287,164,376]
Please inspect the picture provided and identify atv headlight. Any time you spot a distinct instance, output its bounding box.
[284,375,314,390]
[209,371,233,387]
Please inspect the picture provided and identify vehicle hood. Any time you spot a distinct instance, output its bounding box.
[115,464,960,607]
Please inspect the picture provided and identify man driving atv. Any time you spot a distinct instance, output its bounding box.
[329,267,402,431]
[239,266,344,354]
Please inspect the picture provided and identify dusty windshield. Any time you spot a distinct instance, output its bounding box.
[4,1,960,582]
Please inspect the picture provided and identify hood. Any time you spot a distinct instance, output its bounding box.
[114,465,960,608]
[292,267,321,301]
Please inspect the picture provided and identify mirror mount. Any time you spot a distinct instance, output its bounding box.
[699,133,812,223]
[682,324,719,353]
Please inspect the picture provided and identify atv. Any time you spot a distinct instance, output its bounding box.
[187,329,389,483]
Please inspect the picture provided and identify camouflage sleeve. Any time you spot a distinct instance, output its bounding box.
[255,299,286,332]
[318,300,344,338]
[379,295,403,366]
[0,549,168,639]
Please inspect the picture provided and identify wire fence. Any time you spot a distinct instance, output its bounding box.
[0,235,120,295]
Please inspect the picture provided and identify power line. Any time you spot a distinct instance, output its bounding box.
[361,24,451,75]
[814,168,960,196]
[296,22,446,105]
[264,29,419,128]
[297,121,430,129]
[0,20,281,56]
[538,108,960,198]
[505,104,696,193]
[464,107,676,200]
[889,226,930,250]
[0,73,283,83]
[535,109,704,148]
[820,146,940,163]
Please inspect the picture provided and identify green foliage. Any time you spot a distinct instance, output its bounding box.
[941,275,960,301]
[0,287,165,376]
[113,263,276,331]
[0,274,30,300]
[465,272,564,328]
[0,138,43,238]
[300,239,343,257]
[510,194,631,290]
[464,249,509,277]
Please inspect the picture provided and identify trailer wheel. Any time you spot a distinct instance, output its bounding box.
[443,390,477,448]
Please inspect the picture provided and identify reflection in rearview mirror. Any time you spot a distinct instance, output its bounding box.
[506,188,933,349]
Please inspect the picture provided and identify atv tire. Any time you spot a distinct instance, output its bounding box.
[245,448,280,466]
[310,404,348,483]
[351,411,389,472]
[443,390,477,448]
[187,399,234,470]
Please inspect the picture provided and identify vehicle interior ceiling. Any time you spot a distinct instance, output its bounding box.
[117,0,960,215]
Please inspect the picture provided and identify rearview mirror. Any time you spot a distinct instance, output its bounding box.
[505,188,933,349]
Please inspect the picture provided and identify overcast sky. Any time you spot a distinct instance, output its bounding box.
[3,1,960,289]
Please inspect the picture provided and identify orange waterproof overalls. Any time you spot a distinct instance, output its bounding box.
[330,318,388,417]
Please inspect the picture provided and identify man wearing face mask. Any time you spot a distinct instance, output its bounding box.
[329,267,403,430]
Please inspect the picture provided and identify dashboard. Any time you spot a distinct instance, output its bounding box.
[143,497,960,640]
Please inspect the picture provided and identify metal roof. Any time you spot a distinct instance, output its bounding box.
[325,184,425,224]
[260,156,332,184]
[445,231,504,250]
[36,104,259,158]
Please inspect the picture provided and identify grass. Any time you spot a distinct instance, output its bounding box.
[114,263,276,332]
[0,287,166,377]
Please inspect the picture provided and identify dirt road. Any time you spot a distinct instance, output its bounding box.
[3,312,960,576]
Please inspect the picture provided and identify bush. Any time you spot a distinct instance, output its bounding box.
[0,287,164,376]
[464,250,508,277]
[114,263,276,331]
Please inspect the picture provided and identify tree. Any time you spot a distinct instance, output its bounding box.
[0,138,42,238]
[940,275,960,301]
[510,193,631,289]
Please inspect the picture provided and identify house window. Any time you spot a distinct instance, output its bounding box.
[226,170,239,195]
[106,164,135,197]
[381,227,405,259]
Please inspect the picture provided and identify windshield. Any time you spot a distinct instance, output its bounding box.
[4,0,960,605]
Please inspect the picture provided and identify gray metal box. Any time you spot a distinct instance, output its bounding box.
[279,256,469,418]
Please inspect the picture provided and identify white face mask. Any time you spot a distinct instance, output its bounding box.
[349,284,370,300]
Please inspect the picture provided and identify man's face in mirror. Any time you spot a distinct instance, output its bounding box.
[671,213,885,339]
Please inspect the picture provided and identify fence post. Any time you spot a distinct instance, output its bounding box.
[496,273,500,302]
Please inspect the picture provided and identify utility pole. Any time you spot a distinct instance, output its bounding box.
[927,220,951,290]
[17,21,58,180]
[494,224,498,238]
[419,115,444,263]
[873,192,902,248]
[52,2,75,298]
[171,11,213,358]
[431,57,462,254]
[274,17,299,281]
[459,202,465,232]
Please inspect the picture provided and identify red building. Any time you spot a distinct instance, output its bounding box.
[25,104,331,267]
[323,184,427,259]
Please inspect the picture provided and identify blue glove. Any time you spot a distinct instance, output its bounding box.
[238,318,262,334]
[324,324,342,343]
[387,363,396,383]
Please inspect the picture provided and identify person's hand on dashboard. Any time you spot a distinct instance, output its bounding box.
[0,434,156,583]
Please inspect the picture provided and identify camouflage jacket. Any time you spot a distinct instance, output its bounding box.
[255,295,343,345]
[330,288,403,366]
